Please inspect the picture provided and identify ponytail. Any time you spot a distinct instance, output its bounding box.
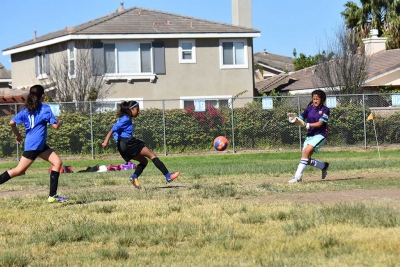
[25,84,44,112]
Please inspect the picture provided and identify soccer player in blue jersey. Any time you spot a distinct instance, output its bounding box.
[0,85,68,202]
[288,89,330,183]
[102,101,180,189]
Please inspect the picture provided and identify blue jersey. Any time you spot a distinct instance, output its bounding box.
[12,103,58,151]
[111,115,134,141]
[299,105,329,138]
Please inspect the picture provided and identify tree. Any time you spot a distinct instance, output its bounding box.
[311,25,370,95]
[292,48,334,71]
[44,40,112,110]
[341,0,400,49]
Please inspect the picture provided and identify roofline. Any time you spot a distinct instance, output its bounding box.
[2,32,261,55]
[257,63,285,74]
[365,66,400,83]
[0,79,12,82]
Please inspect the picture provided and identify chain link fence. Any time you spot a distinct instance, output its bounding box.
[0,94,399,160]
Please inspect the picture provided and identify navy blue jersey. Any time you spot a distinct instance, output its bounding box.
[12,103,58,151]
[299,105,329,138]
[111,115,134,141]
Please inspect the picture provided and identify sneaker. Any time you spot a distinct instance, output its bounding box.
[166,172,180,183]
[48,195,68,203]
[130,177,142,189]
[322,162,329,179]
[288,176,302,183]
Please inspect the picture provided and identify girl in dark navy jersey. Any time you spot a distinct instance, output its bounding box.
[102,101,180,189]
[288,89,330,183]
[0,85,68,202]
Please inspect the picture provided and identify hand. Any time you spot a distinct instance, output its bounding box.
[57,120,63,127]
[306,123,310,129]
[101,141,108,148]
[287,113,297,123]
[15,135,23,144]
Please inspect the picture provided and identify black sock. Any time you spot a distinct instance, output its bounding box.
[49,170,59,197]
[152,158,168,176]
[0,171,11,184]
[133,163,147,178]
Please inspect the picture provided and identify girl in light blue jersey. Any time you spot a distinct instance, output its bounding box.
[0,85,67,203]
[102,101,180,189]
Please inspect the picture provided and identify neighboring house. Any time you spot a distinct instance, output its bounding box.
[256,32,400,95]
[2,1,260,109]
[254,50,294,82]
[0,63,28,106]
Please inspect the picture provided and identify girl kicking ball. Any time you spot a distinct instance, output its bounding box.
[102,101,180,189]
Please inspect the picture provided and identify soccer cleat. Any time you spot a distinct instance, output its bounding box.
[130,177,142,189]
[322,162,329,179]
[288,176,302,183]
[48,195,68,203]
[166,172,180,183]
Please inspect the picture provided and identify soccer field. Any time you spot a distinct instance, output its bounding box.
[1,149,400,266]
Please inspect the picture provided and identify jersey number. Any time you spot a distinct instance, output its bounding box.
[28,115,35,129]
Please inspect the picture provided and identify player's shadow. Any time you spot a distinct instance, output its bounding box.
[309,176,365,183]
[144,185,190,190]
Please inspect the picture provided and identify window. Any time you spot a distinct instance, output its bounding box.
[104,42,152,74]
[67,42,76,78]
[219,39,248,69]
[35,49,49,79]
[180,96,232,109]
[179,39,196,63]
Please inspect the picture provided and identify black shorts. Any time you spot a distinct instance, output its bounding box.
[117,138,146,162]
[22,144,51,160]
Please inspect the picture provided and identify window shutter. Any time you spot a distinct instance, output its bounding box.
[35,52,39,77]
[92,41,105,75]
[152,42,165,75]
[45,49,50,75]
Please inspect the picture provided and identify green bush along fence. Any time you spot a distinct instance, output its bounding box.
[0,94,399,159]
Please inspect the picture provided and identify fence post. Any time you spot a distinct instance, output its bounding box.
[297,95,302,151]
[230,97,235,153]
[363,94,367,149]
[90,101,94,159]
[162,100,167,156]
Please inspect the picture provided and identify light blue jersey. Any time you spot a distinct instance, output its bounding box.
[12,103,58,151]
[111,115,134,141]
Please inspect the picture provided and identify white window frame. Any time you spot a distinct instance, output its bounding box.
[103,40,155,82]
[67,41,76,78]
[179,95,232,109]
[96,98,144,112]
[219,39,248,69]
[36,48,48,79]
[178,39,196,63]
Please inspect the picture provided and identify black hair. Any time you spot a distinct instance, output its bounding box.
[307,89,326,108]
[117,100,138,118]
[25,84,44,112]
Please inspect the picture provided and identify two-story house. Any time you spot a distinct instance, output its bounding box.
[2,1,260,109]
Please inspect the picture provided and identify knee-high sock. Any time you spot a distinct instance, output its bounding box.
[131,163,147,178]
[310,158,325,169]
[0,171,11,184]
[152,158,169,176]
[49,170,60,197]
[294,158,308,178]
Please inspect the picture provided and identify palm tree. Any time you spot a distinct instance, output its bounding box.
[341,0,400,49]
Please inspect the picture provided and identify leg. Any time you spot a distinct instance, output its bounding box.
[139,146,180,183]
[289,145,314,183]
[38,149,65,199]
[0,156,34,184]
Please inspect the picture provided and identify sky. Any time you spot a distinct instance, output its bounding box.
[0,0,354,71]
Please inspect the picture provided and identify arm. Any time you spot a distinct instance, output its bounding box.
[9,120,23,144]
[51,120,63,130]
[102,130,113,148]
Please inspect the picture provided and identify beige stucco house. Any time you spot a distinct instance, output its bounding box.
[2,1,260,109]
[0,62,11,91]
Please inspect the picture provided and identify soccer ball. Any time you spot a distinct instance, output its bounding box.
[213,136,229,151]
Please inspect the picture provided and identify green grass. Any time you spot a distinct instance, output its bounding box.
[0,149,400,266]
